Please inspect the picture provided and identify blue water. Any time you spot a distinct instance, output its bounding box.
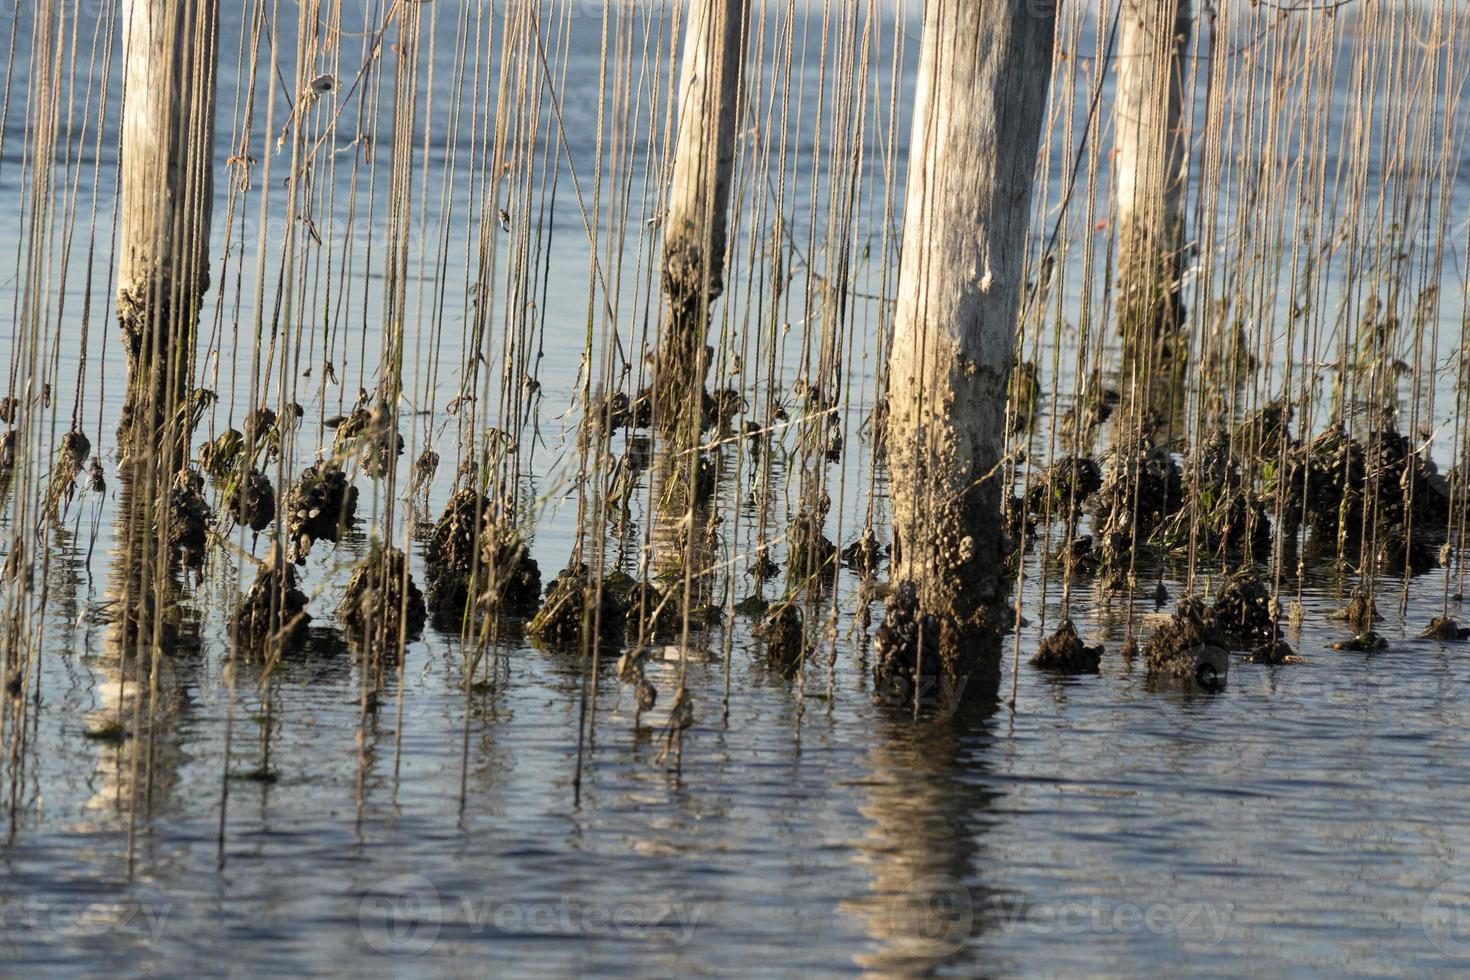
[2,3,1470,976]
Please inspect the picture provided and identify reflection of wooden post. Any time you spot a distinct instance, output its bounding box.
[117,0,219,452]
[1115,0,1191,346]
[654,0,747,429]
[885,0,1055,656]
[835,676,999,969]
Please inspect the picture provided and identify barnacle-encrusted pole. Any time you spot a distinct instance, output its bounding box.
[653,0,748,430]
[117,0,219,454]
[883,0,1056,668]
[1114,0,1191,347]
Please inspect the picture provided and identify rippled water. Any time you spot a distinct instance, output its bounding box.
[9,554,1470,976]
[4,4,1470,977]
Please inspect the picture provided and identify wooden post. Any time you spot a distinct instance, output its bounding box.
[117,0,219,453]
[883,0,1056,664]
[1114,0,1191,346]
[654,0,747,429]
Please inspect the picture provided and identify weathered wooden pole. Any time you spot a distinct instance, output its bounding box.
[881,0,1056,673]
[1114,0,1191,347]
[117,0,219,453]
[653,0,748,429]
[111,0,219,652]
